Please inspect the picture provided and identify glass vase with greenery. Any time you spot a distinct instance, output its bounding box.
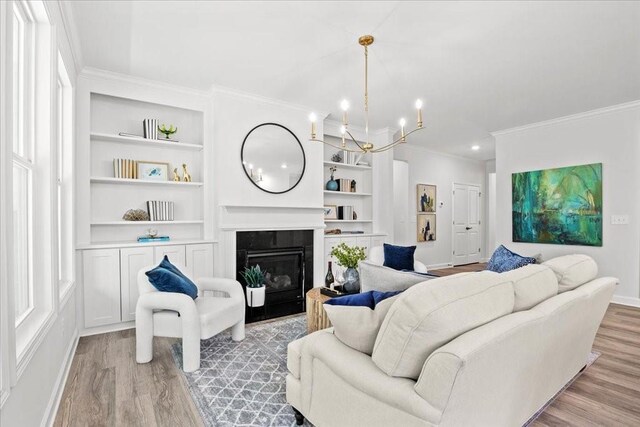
[330,243,366,293]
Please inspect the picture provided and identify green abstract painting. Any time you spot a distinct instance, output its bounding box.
[512,163,602,246]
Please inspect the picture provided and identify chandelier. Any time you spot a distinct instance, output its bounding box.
[309,35,425,154]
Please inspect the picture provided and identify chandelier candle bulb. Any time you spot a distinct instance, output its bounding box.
[309,112,317,139]
[340,99,350,126]
[416,99,423,128]
[399,118,407,141]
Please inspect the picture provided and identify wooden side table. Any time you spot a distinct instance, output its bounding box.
[306,287,332,333]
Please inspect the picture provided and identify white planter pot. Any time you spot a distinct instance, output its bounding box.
[246,285,266,307]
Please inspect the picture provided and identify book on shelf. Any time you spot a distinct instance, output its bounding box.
[342,150,364,166]
[337,205,354,220]
[340,231,365,234]
[146,200,175,221]
[143,118,158,140]
[137,236,170,243]
[113,158,138,179]
[337,178,355,192]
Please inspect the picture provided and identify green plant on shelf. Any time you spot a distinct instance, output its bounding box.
[158,123,177,139]
[330,243,366,269]
[240,265,266,288]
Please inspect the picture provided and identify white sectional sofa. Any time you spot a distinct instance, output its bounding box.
[286,255,616,427]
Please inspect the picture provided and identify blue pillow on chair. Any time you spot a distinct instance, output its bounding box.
[324,290,401,309]
[383,243,416,271]
[486,245,536,273]
[146,258,198,299]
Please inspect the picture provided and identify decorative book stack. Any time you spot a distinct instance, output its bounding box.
[143,118,158,139]
[114,158,138,179]
[337,205,354,220]
[338,178,356,192]
[342,150,363,166]
[146,201,174,221]
[137,235,170,243]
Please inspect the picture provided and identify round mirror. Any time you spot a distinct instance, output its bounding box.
[241,123,306,194]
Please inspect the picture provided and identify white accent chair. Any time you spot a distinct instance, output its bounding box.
[135,264,245,372]
[367,246,428,273]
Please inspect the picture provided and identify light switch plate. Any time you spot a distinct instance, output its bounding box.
[611,214,630,225]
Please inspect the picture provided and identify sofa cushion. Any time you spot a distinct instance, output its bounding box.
[324,290,401,308]
[542,254,598,292]
[359,261,432,293]
[486,245,536,273]
[372,271,514,379]
[500,264,558,311]
[324,295,400,355]
[383,243,416,271]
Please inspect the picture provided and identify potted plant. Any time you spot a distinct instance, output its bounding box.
[330,243,367,293]
[240,265,266,307]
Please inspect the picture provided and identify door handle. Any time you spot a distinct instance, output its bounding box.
[465,226,472,230]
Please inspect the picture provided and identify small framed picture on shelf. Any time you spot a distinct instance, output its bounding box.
[137,161,169,181]
[324,205,338,220]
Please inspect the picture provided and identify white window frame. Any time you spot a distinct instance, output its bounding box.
[56,51,74,305]
[10,0,56,374]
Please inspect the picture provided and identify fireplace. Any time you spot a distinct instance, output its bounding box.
[236,230,313,322]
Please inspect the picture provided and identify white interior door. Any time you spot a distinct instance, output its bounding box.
[452,183,481,266]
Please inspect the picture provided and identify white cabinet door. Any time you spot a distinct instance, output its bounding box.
[83,249,121,328]
[120,247,154,322]
[154,245,186,266]
[186,243,214,279]
[371,236,385,250]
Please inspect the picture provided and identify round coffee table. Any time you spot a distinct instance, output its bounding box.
[306,288,333,333]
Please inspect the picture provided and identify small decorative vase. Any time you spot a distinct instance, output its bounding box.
[342,267,360,293]
[246,285,266,307]
[326,178,338,191]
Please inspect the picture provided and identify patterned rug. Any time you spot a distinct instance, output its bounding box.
[171,315,307,427]
[172,315,600,427]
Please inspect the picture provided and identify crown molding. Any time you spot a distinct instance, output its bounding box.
[210,84,329,118]
[79,67,210,99]
[57,0,84,73]
[491,100,640,137]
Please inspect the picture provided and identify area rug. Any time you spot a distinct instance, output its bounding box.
[172,315,600,427]
[171,315,308,426]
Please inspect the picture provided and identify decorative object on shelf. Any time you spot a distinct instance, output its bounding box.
[173,168,181,182]
[324,228,342,235]
[240,265,266,307]
[330,242,366,293]
[145,228,158,238]
[417,184,436,213]
[113,158,138,179]
[122,209,150,221]
[241,123,306,194]
[350,180,357,193]
[158,123,177,139]
[326,166,338,191]
[146,200,174,221]
[308,35,425,154]
[417,213,436,242]
[182,163,192,182]
[324,205,338,220]
[137,235,170,243]
[512,163,602,246]
[325,261,335,287]
[331,152,343,163]
[337,205,354,220]
[143,118,158,139]
[137,160,169,181]
[353,210,358,220]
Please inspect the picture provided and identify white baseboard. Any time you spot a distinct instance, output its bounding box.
[43,329,79,427]
[80,320,135,337]
[427,262,454,270]
[611,295,640,308]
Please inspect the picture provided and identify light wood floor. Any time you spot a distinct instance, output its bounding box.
[54,304,640,426]
[430,262,487,276]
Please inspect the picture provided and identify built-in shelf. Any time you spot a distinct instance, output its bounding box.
[90,220,204,226]
[324,190,372,197]
[324,219,373,223]
[77,239,218,250]
[323,161,371,170]
[90,177,203,187]
[324,233,386,238]
[91,132,203,151]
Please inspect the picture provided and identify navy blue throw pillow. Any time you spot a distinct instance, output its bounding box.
[158,255,191,282]
[486,245,536,273]
[145,259,198,299]
[383,243,416,271]
[324,290,401,309]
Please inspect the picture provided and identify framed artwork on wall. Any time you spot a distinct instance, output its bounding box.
[512,163,602,246]
[417,213,436,242]
[417,184,436,213]
[137,161,169,181]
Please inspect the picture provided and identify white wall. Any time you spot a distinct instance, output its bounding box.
[394,144,487,268]
[494,102,640,305]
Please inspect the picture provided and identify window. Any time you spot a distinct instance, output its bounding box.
[56,51,74,302]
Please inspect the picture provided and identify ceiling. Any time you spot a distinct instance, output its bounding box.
[67,1,640,160]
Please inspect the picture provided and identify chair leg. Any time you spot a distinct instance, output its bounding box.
[135,307,154,364]
[231,320,245,341]
[182,333,201,372]
[292,407,304,425]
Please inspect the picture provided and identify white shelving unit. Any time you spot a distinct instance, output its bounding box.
[90,177,204,186]
[90,132,204,150]
[90,220,205,226]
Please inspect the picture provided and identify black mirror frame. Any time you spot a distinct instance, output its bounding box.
[240,122,306,195]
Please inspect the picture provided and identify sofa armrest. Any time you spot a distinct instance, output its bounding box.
[196,277,244,300]
[360,261,432,292]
